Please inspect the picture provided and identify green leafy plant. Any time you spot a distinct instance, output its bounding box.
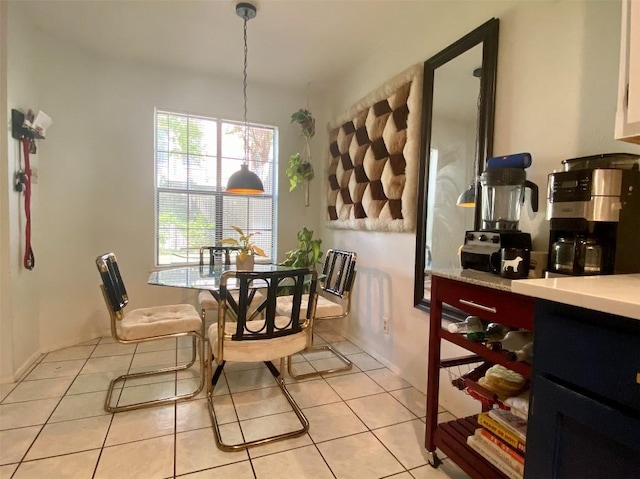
[280,226,323,268]
[286,153,315,192]
[219,225,266,260]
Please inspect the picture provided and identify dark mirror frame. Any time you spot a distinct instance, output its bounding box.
[414,18,499,311]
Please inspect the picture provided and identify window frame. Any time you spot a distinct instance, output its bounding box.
[153,108,278,267]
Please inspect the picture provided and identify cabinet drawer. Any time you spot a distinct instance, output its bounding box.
[534,300,640,413]
[434,276,534,329]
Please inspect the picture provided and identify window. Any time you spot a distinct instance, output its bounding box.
[155,109,276,265]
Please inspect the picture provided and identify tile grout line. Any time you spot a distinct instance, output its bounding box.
[9,339,103,474]
[2,332,462,479]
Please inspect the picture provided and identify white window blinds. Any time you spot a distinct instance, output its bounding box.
[155,109,276,265]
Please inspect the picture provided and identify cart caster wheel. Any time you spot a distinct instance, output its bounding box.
[428,451,442,468]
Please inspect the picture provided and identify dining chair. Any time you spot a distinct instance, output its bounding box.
[95,252,205,412]
[207,267,318,451]
[276,249,357,380]
[198,246,231,329]
[198,246,264,329]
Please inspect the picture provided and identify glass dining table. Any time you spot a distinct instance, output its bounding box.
[147,263,306,315]
[147,263,297,292]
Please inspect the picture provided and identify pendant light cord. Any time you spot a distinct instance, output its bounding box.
[243,12,249,164]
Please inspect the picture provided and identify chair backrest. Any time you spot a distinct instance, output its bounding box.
[95,252,128,317]
[200,246,241,268]
[321,249,357,299]
[219,268,317,342]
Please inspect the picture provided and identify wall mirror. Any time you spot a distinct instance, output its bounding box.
[414,18,499,311]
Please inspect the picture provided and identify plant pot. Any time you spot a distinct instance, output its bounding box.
[301,118,315,137]
[236,254,255,271]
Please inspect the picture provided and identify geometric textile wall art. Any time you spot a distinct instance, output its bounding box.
[326,63,423,232]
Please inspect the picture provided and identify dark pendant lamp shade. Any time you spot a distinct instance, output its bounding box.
[456,182,476,207]
[226,164,264,194]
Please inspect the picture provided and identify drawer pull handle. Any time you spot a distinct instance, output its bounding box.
[637,372,640,385]
[459,299,497,313]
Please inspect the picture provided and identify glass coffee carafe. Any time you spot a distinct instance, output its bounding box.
[550,236,576,273]
[577,237,603,273]
[480,168,539,231]
[550,235,603,274]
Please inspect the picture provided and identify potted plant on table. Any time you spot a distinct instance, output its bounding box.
[287,109,316,206]
[220,225,266,270]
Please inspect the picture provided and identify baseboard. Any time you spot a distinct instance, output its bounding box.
[0,332,107,385]
[325,321,480,419]
[0,348,44,384]
[327,323,408,383]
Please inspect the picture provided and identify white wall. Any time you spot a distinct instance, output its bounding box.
[317,0,640,417]
[1,6,320,380]
[0,0,13,382]
[2,6,44,382]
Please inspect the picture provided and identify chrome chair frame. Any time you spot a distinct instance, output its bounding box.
[96,253,205,413]
[207,268,317,451]
[287,249,357,380]
[198,246,238,329]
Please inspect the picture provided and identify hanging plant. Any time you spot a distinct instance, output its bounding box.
[290,109,316,138]
[286,153,314,192]
[287,108,315,206]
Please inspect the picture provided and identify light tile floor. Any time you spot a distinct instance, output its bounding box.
[0,323,471,479]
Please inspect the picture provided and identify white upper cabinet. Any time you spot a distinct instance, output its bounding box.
[616,0,640,144]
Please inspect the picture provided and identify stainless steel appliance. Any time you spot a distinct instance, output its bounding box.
[461,167,538,273]
[479,168,539,231]
[461,231,532,273]
[547,165,640,275]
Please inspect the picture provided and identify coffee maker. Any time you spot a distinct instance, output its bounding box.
[461,165,539,273]
[547,154,640,276]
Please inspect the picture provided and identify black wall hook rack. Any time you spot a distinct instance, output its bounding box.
[11,109,45,140]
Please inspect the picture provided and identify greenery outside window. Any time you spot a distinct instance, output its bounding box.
[155,109,277,265]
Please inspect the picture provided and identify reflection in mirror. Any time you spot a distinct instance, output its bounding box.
[428,44,482,270]
[414,19,499,311]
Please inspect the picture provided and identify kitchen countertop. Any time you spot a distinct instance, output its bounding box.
[511,274,640,320]
[428,268,514,292]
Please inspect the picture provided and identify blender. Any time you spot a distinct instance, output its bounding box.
[479,168,539,231]
[461,167,539,274]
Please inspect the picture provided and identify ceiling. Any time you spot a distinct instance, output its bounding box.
[15,0,498,92]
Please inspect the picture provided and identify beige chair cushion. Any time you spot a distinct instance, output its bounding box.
[198,290,219,310]
[208,317,307,363]
[276,294,343,319]
[118,304,201,341]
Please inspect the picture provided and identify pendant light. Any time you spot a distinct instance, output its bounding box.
[456,67,482,207]
[456,183,476,207]
[226,2,264,194]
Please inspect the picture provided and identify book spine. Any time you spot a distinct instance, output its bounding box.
[488,409,527,443]
[467,435,524,479]
[475,431,525,474]
[477,413,526,454]
[478,428,525,465]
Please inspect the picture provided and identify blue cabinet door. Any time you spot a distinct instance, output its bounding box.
[525,375,640,479]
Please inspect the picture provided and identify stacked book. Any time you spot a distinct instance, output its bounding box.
[467,408,527,479]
